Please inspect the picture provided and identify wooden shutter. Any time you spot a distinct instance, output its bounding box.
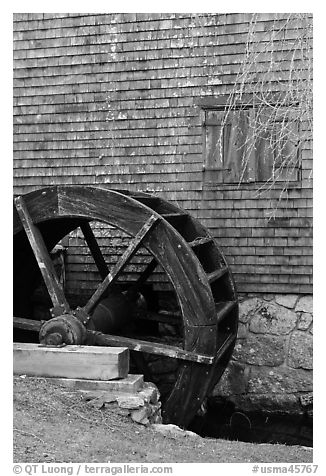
[255,109,300,183]
[204,111,224,170]
[203,105,300,185]
[223,109,253,183]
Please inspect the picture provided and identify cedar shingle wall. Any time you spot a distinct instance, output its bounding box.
[13,13,313,294]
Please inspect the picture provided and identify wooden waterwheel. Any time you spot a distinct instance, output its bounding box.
[13,185,238,427]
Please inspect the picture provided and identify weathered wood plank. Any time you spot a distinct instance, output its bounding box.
[145,221,217,330]
[163,333,236,426]
[46,374,144,393]
[13,343,129,380]
[86,330,214,364]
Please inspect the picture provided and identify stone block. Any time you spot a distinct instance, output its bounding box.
[295,296,313,314]
[288,331,313,370]
[248,367,313,394]
[233,335,286,366]
[275,294,298,309]
[249,303,297,335]
[297,313,313,331]
[239,298,263,323]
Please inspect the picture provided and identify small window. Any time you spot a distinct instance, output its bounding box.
[203,104,301,185]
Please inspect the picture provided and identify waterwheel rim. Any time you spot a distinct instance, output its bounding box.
[13,185,238,427]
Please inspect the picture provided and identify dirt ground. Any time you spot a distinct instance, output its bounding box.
[13,376,313,464]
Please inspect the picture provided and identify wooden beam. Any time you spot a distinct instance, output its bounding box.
[14,196,70,315]
[13,316,42,332]
[13,343,129,380]
[86,330,214,365]
[83,215,159,314]
[48,374,144,393]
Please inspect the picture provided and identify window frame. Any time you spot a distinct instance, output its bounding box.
[199,96,302,190]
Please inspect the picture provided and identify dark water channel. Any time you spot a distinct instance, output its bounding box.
[189,398,313,447]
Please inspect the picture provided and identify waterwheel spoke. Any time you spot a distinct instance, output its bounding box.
[86,329,214,364]
[14,196,70,315]
[125,257,158,300]
[80,221,109,280]
[82,215,159,314]
[13,316,42,332]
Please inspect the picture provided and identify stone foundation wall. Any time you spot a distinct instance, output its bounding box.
[215,294,313,416]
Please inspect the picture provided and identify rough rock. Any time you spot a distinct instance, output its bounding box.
[275,294,298,309]
[297,313,313,331]
[116,395,145,409]
[151,411,163,424]
[214,361,248,396]
[248,367,313,394]
[82,391,118,403]
[262,294,274,301]
[237,323,247,339]
[299,393,313,408]
[295,296,313,314]
[233,335,286,366]
[239,298,263,323]
[86,396,106,409]
[234,393,302,415]
[249,303,297,335]
[151,424,201,439]
[138,382,160,404]
[288,331,313,370]
[131,405,152,425]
